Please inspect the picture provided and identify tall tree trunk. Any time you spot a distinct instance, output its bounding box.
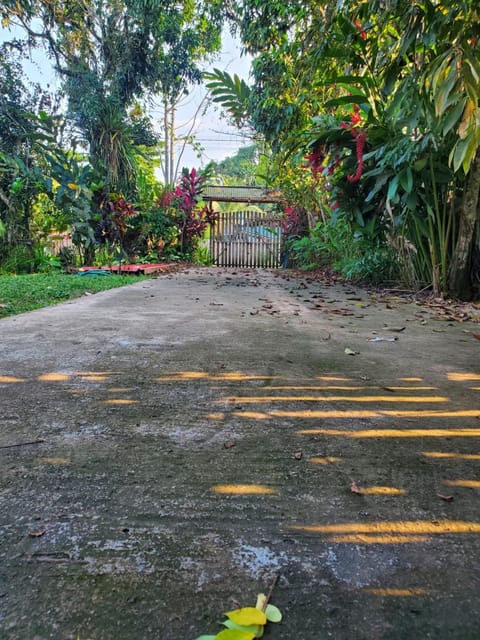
[169,104,175,185]
[448,151,480,300]
[163,98,170,185]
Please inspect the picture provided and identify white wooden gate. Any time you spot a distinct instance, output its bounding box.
[210,211,284,268]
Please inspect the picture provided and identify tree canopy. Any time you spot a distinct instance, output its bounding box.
[214,0,480,298]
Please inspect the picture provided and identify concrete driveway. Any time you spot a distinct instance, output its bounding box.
[1,267,479,639]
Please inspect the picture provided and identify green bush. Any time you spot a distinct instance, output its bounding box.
[290,218,400,283]
[339,247,400,283]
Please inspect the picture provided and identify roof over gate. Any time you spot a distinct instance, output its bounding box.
[202,185,283,204]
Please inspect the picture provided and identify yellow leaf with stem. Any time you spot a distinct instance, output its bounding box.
[255,593,268,611]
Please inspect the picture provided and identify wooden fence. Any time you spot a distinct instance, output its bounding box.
[210,211,284,268]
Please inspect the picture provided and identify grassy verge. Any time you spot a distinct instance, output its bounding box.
[0,272,146,318]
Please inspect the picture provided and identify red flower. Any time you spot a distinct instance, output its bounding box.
[354,19,367,40]
[347,132,367,183]
[304,148,325,181]
[350,104,362,124]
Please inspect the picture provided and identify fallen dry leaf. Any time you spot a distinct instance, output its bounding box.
[294,451,303,460]
[473,334,480,341]
[223,441,236,449]
[324,309,355,316]
[345,348,357,356]
[351,482,364,495]
[28,529,46,538]
[437,494,454,502]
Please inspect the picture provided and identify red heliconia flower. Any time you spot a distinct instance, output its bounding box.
[347,132,367,183]
[304,148,325,181]
[354,19,367,40]
[350,104,362,125]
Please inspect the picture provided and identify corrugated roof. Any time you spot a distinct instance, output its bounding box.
[202,185,283,203]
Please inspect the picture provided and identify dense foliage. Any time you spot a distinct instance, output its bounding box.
[220,0,480,298]
[0,0,223,271]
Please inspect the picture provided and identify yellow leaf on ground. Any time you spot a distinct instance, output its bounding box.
[225,607,267,627]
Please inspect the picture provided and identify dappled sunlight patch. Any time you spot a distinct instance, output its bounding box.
[298,428,480,438]
[290,519,480,544]
[317,375,352,381]
[269,409,480,419]
[422,451,480,460]
[157,371,209,381]
[264,385,438,391]
[359,486,406,495]
[211,484,279,495]
[447,372,480,381]
[156,370,282,382]
[75,371,120,381]
[234,411,270,420]
[208,412,225,420]
[381,386,437,391]
[267,410,379,419]
[291,520,480,534]
[107,387,134,393]
[102,398,139,405]
[37,372,70,382]
[222,394,448,404]
[35,457,71,465]
[308,456,342,465]
[444,480,480,489]
[213,373,281,382]
[78,374,109,382]
[384,409,480,418]
[76,371,120,376]
[400,377,424,382]
[329,534,429,544]
[0,375,25,383]
[365,588,429,596]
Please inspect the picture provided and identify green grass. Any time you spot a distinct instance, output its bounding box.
[0,272,146,318]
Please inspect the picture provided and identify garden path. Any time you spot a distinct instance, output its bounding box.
[1,267,479,639]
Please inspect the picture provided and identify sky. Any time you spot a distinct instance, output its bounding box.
[175,30,253,168]
[0,23,252,174]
